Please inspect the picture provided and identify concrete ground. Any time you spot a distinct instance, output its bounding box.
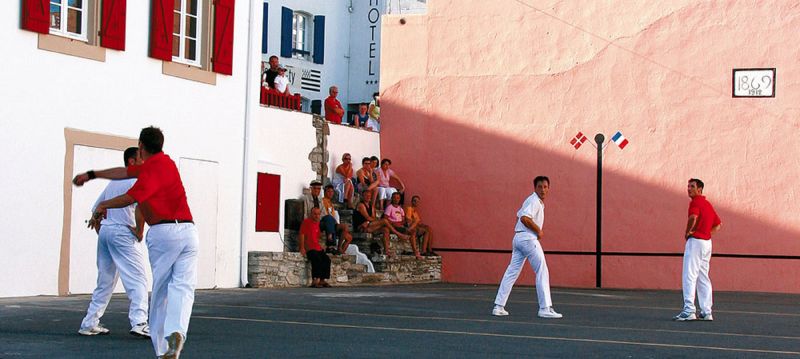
[1,283,799,358]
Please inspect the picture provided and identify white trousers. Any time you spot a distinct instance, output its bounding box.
[377,186,397,201]
[81,225,149,330]
[682,237,713,314]
[494,233,552,309]
[146,223,199,356]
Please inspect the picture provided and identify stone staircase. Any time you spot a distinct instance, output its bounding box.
[247,199,441,288]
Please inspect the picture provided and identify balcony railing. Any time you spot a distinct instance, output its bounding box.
[260,87,302,111]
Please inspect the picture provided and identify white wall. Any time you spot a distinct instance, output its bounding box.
[0,1,250,296]
[327,125,382,184]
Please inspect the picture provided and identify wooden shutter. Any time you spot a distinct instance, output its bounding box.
[280,6,292,58]
[256,173,281,232]
[212,0,235,75]
[21,0,49,34]
[261,2,268,54]
[100,0,127,50]
[149,0,173,61]
[312,15,325,64]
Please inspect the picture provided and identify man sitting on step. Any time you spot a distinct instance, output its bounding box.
[405,195,436,256]
[353,190,409,258]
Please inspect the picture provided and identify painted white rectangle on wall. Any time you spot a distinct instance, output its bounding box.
[69,145,153,295]
[732,68,776,97]
[179,158,219,289]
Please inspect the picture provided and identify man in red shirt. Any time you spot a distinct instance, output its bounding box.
[299,207,331,288]
[73,127,198,359]
[324,86,344,124]
[674,178,722,322]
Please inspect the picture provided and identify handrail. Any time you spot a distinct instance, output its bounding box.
[260,87,302,111]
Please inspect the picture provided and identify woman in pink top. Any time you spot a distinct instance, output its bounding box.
[376,158,405,211]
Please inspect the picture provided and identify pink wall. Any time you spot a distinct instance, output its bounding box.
[379,1,800,293]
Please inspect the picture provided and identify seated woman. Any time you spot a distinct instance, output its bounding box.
[332,153,356,208]
[353,190,410,258]
[375,158,405,211]
[321,185,353,254]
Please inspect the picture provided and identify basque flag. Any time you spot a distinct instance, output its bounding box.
[611,131,629,149]
[570,132,588,149]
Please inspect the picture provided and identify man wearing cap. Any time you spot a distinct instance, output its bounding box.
[302,180,324,219]
[73,126,198,359]
[274,64,291,95]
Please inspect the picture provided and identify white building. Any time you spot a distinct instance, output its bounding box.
[0,0,425,298]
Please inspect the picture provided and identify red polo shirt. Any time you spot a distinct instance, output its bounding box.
[299,218,322,251]
[126,152,193,225]
[688,195,721,240]
[324,96,343,124]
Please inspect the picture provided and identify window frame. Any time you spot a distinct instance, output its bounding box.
[49,0,90,42]
[291,11,313,61]
[172,0,204,67]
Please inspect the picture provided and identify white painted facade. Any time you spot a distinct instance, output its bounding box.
[0,1,379,298]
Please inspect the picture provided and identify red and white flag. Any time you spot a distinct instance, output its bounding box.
[570,132,588,149]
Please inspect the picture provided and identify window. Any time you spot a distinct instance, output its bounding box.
[172,0,203,66]
[292,12,311,60]
[49,0,88,41]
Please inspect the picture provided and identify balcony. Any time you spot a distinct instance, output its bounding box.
[260,87,302,111]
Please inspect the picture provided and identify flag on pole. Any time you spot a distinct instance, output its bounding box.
[570,132,588,149]
[611,131,629,149]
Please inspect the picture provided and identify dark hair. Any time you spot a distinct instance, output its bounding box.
[689,178,704,189]
[370,156,379,162]
[412,195,420,201]
[373,92,379,98]
[139,126,164,154]
[391,192,401,199]
[324,184,335,191]
[123,147,138,165]
[533,176,550,187]
[381,158,392,166]
[269,55,278,61]
[362,157,370,164]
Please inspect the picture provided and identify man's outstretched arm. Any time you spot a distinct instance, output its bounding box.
[73,167,133,186]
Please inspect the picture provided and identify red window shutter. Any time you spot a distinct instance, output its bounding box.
[149,0,173,61]
[256,173,281,232]
[21,0,49,34]
[212,0,235,75]
[100,0,127,50]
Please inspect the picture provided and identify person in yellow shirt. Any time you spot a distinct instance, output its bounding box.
[405,195,435,256]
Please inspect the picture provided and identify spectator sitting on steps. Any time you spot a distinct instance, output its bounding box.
[406,195,436,256]
[299,207,331,288]
[356,157,379,195]
[322,184,353,254]
[301,180,323,219]
[353,190,410,258]
[376,158,405,211]
[385,192,422,260]
[332,153,356,209]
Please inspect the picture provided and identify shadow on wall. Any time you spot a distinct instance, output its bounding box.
[378,101,800,293]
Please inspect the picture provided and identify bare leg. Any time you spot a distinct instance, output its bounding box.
[344,182,354,208]
[407,229,422,259]
[381,219,410,240]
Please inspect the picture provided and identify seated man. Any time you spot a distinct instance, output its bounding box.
[356,157,378,195]
[321,184,353,254]
[353,190,409,258]
[406,195,436,256]
[301,180,323,219]
[332,153,356,209]
[299,207,331,288]
[384,192,422,260]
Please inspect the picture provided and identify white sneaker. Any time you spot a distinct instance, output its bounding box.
[130,322,150,338]
[698,312,713,321]
[78,324,110,336]
[673,311,697,321]
[537,307,563,319]
[491,306,509,316]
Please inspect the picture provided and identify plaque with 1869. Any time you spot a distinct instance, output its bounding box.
[732,68,775,98]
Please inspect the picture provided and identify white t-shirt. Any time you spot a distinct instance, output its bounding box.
[274,75,289,93]
[514,192,544,238]
[92,179,137,227]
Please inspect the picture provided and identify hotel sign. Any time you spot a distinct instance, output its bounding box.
[732,68,775,98]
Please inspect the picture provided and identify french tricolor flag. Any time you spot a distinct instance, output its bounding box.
[611,131,629,149]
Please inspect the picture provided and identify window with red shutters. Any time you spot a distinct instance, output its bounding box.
[21,0,50,34]
[100,0,127,50]
[256,173,281,232]
[149,0,173,61]
[212,0,235,75]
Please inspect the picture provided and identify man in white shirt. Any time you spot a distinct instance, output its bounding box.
[492,176,562,319]
[78,147,151,337]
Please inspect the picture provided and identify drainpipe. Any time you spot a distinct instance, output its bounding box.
[239,0,257,287]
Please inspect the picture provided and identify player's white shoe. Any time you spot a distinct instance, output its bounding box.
[537,307,563,319]
[78,324,110,336]
[492,306,509,316]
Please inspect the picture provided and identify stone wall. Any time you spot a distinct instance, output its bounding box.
[248,251,441,288]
